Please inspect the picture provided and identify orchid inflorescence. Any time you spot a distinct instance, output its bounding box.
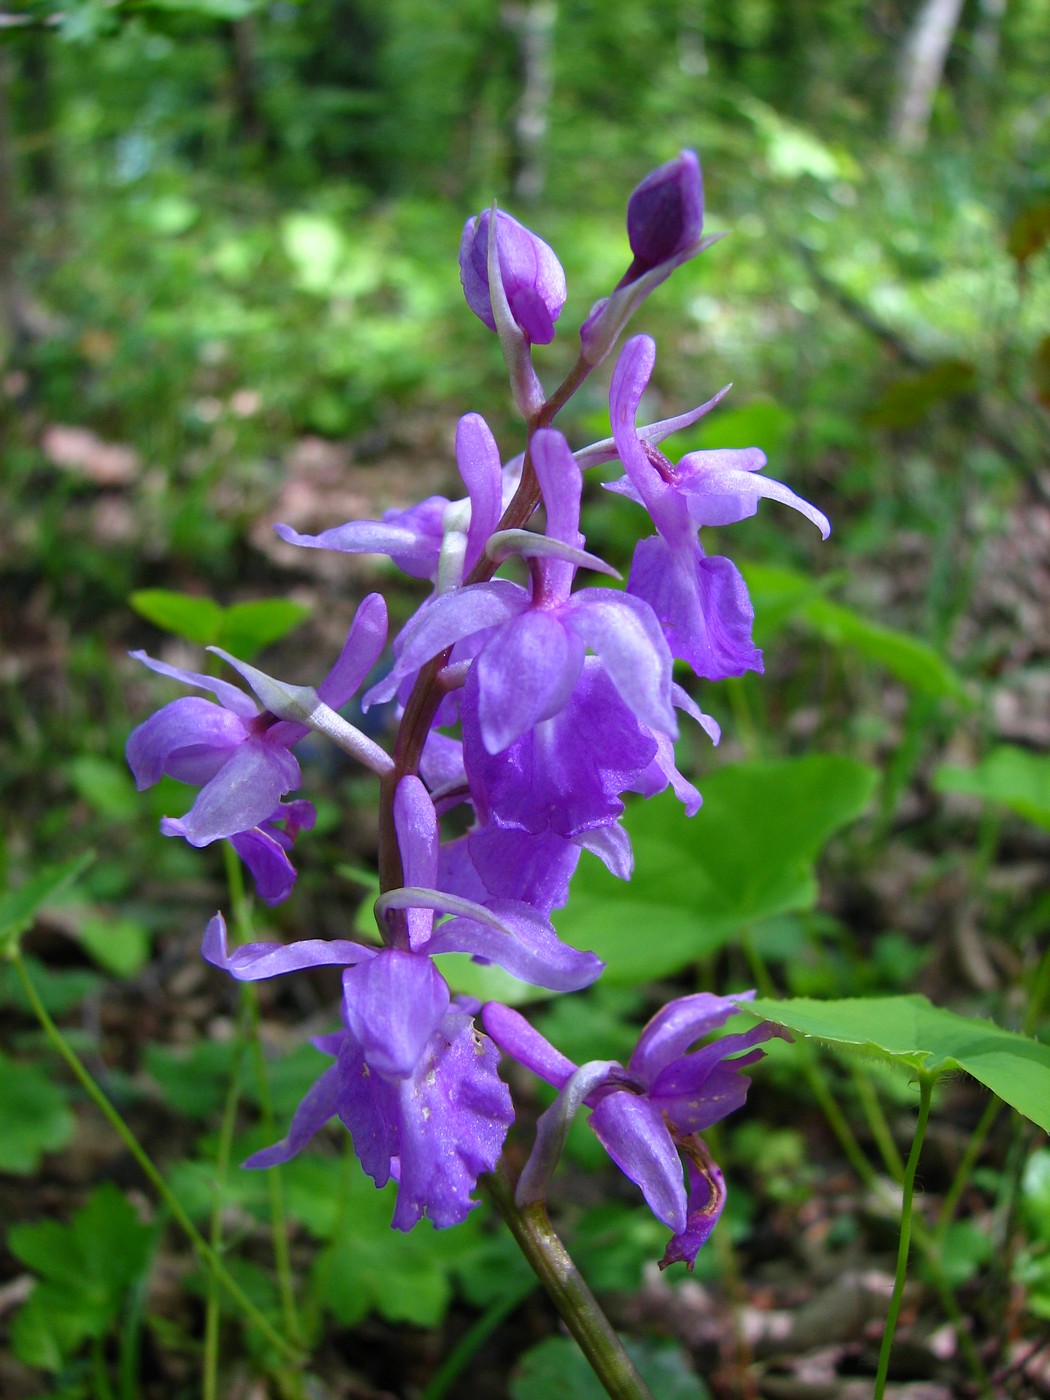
[127,152,829,1271]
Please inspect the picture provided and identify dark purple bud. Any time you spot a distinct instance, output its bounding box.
[624,150,704,282]
[459,209,567,346]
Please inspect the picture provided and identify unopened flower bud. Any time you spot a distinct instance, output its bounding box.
[624,149,704,283]
[459,209,566,346]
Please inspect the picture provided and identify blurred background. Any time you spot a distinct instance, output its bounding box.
[1,2,1049,1397]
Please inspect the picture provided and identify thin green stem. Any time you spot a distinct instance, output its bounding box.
[419,1277,536,1400]
[485,1165,656,1400]
[202,1017,248,1400]
[849,1064,905,1183]
[11,950,302,1367]
[874,1074,934,1400]
[934,1094,1001,1242]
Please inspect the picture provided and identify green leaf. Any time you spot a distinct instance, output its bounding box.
[77,914,152,977]
[310,1157,479,1329]
[739,562,967,700]
[803,597,968,701]
[555,757,877,983]
[0,1053,76,1174]
[511,1335,708,1400]
[934,745,1050,832]
[9,1185,155,1370]
[129,589,224,646]
[219,599,311,661]
[0,853,94,958]
[66,756,139,821]
[145,1039,240,1120]
[740,995,1050,1132]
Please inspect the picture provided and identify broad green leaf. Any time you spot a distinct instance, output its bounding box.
[556,757,877,983]
[9,1185,155,1370]
[307,1156,481,1329]
[66,756,139,821]
[739,561,839,642]
[512,1335,708,1400]
[219,599,311,660]
[129,589,224,646]
[0,853,94,958]
[145,1040,240,1120]
[0,1053,76,1174]
[804,597,968,701]
[77,914,151,977]
[740,995,1050,1132]
[739,562,968,700]
[433,952,554,1006]
[934,745,1050,832]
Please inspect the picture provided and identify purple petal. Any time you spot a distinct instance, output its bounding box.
[575,822,634,879]
[531,429,583,549]
[625,150,704,277]
[456,413,504,575]
[244,1058,346,1168]
[628,992,755,1081]
[454,826,581,916]
[130,649,259,719]
[342,950,450,1079]
[430,900,603,992]
[482,1002,576,1089]
[589,1092,687,1233]
[317,592,389,709]
[628,536,763,681]
[477,611,585,753]
[229,825,299,905]
[650,1039,767,1133]
[201,912,374,979]
[173,739,301,845]
[460,210,566,346]
[275,498,448,581]
[393,775,439,893]
[567,590,676,737]
[391,580,527,681]
[677,452,831,538]
[334,1035,399,1189]
[463,660,656,839]
[660,1137,726,1270]
[126,697,247,790]
[387,1011,513,1229]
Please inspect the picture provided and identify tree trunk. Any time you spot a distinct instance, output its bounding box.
[503,1,556,204]
[890,0,966,151]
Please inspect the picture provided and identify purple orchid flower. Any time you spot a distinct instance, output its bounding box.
[609,335,829,681]
[275,414,516,593]
[380,428,677,754]
[204,776,604,993]
[459,209,567,346]
[203,913,512,1229]
[483,993,773,1269]
[126,592,388,900]
[201,775,602,1223]
[462,657,717,845]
